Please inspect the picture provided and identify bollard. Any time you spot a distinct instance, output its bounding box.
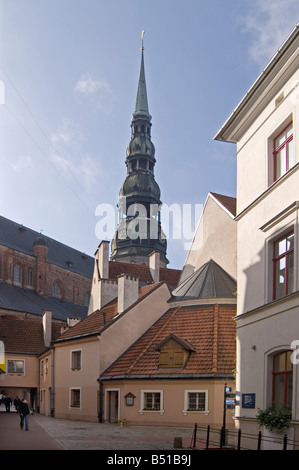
[173,436,183,448]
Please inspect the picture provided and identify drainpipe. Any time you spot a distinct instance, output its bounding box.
[50,344,55,417]
[98,378,103,423]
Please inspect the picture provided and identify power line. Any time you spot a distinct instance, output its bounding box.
[0,64,98,217]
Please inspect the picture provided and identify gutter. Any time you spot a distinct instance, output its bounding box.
[214,22,299,142]
[98,373,234,381]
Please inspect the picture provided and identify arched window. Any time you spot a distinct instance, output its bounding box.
[27,268,33,287]
[84,293,90,307]
[13,265,22,285]
[272,350,293,409]
[52,282,61,298]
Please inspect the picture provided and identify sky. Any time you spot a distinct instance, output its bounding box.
[0,0,298,270]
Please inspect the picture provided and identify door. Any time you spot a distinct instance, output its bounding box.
[108,391,119,423]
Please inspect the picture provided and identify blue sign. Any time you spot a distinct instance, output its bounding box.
[242,393,255,409]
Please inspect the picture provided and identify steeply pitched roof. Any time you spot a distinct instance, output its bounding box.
[0,315,61,354]
[0,215,94,278]
[108,261,181,289]
[100,304,236,379]
[0,215,181,288]
[0,282,88,321]
[171,259,236,301]
[56,283,162,342]
[210,192,236,217]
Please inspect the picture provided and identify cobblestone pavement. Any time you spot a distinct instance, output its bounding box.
[33,414,194,450]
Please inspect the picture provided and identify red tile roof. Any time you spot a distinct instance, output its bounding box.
[109,261,181,287]
[210,192,236,217]
[56,282,163,342]
[101,304,236,378]
[0,315,61,354]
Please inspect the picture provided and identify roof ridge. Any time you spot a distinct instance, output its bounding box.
[126,307,180,374]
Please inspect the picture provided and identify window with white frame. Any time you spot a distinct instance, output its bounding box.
[183,390,208,414]
[272,350,293,410]
[7,359,25,374]
[71,350,82,370]
[140,390,163,413]
[273,122,294,181]
[272,231,294,300]
[70,388,81,408]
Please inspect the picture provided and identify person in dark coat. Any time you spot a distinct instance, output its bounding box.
[4,396,12,412]
[19,399,30,431]
[14,397,20,412]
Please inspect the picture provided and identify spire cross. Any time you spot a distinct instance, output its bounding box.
[141,30,145,51]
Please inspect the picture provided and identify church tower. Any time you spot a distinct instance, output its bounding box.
[111,37,168,267]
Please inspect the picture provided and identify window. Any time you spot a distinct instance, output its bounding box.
[140,390,163,413]
[84,293,90,307]
[188,392,206,411]
[52,282,61,298]
[71,350,82,370]
[144,392,160,410]
[183,390,208,415]
[272,351,293,409]
[7,359,24,374]
[13,265,22,285]
[273,232,294,300]
[70,388,81,408]
[27,268,33,287]
[156,335,193,369]
[273,122,293,181]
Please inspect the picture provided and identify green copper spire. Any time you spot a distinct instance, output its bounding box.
[111,33,168,267]
[133,34,151,119]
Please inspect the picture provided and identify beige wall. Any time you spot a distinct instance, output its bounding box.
[54,337,100,421]
[101,379,235,428]
[99,283,171,373]
[182,194,236,282]
[236,68,299,215]
[231,36,299,449]
[39,350,52,416]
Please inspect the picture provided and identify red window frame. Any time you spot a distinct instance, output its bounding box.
[272,351,293,408]
[273,122,293,181]
[273,231,294,300]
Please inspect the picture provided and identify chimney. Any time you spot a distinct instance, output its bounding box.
[88,241,117,315]
[117,274,139,314]
[149,251,160,283]
[96,240,109,279]
[42,310,52,348]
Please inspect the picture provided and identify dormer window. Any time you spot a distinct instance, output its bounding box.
[155,334,194,369]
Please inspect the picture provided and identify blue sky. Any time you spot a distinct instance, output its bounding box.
[0,0,298,269]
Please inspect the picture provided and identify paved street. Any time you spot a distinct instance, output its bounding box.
[0,406,194,451]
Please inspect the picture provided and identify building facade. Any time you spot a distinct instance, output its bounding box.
[215,23,299,449]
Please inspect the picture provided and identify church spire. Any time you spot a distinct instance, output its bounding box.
[134,33,150,119]
[110,35,168,267]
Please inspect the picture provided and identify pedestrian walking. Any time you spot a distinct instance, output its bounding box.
[19,399,30,431]
[4,396,12,412]
[14,397,20,412]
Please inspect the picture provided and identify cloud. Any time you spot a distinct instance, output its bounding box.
[74,73,115,112]
[11,155,33,172]
[242,0,298,67]
[50,120,101,194]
